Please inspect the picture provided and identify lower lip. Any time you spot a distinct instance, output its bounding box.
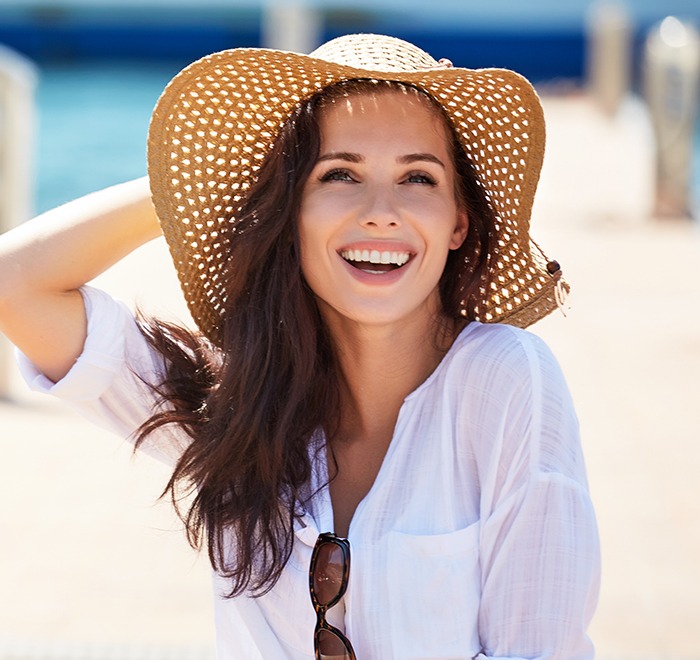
[339,257,412,285]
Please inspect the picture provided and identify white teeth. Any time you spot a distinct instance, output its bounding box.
[340,249,411,266]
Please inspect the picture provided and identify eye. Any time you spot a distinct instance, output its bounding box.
[319,168,355,183]
[405,171,437,185]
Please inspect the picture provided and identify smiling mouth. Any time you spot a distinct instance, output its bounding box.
[339,249,412,274]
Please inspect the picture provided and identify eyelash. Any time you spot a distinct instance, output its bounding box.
[318,169,438,186]
[405,172,437,186]
[319,168,354,182]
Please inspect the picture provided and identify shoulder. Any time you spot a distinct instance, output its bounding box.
[451,323,585,483]
[442,321,564,397]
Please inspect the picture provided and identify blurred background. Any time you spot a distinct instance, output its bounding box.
[0,0,699,658]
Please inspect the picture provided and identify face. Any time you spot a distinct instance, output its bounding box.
[298,88,469,332]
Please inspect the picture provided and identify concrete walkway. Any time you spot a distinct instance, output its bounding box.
[1,94,699,658]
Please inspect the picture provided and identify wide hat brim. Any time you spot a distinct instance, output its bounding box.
[148,34,565,345]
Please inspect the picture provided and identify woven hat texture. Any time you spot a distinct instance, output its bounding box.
[148,33,565,344]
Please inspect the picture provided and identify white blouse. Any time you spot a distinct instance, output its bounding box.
[19,286,600,659]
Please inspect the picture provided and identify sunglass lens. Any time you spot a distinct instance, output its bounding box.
[313,542,345,606]
[317,628,353,659]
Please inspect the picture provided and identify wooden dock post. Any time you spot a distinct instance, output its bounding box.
[0,44,37,399]
[644,17,700,219]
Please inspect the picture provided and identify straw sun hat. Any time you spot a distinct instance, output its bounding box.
[147,33,566,345]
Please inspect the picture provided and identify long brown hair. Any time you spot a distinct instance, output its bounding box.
[136,79,495,597]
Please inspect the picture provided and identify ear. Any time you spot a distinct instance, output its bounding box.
[449,209,469,250]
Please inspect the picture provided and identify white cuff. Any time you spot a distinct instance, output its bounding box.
[16,285,131,401]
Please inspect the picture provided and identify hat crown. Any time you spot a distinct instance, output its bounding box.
[309,33,439,72]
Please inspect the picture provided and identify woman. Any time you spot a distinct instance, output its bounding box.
[0,34,599,659]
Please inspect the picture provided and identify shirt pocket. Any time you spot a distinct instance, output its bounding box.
[386,522,481,660]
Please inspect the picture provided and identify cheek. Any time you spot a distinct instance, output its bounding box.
[297,231,314,280]
[297,197,323,248]
[298,194,338,259]
[297,220,328,292]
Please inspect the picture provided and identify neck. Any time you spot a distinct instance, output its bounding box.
[326,311,461,443]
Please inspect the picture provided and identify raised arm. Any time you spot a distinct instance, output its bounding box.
[0,177,162,383]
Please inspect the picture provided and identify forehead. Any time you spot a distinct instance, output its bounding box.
[316,87,452,149]
[318,84,440,118]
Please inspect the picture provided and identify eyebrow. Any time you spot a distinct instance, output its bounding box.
[317,151,363,163]
[399,153,446,169]
[316,152,446,168]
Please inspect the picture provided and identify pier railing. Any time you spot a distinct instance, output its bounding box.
[0,43,37,399]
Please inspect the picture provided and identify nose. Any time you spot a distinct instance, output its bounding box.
[358,186,401,230]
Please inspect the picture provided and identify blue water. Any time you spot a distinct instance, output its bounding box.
[33,61,700,216]
[34,61,184,213]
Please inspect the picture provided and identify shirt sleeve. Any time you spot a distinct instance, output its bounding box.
[475,329,601,659]
[16,285,190,466]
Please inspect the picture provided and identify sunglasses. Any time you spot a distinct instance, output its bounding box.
[309,532,357,660]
